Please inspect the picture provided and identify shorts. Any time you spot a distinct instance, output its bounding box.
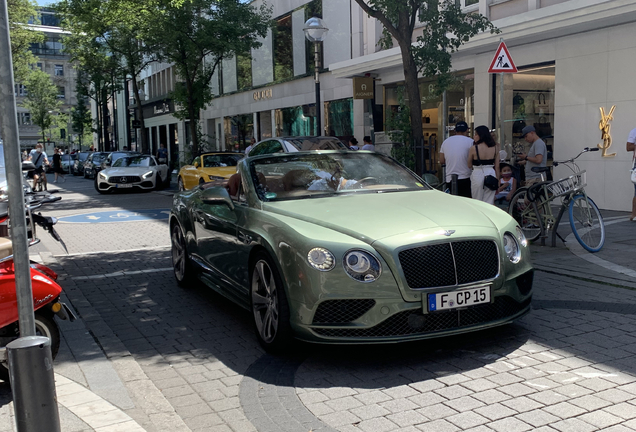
[523,177,541,187]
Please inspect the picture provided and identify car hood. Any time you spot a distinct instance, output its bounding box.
[199,166,237,179]
[102,167,154,176]
[262,190,508,244]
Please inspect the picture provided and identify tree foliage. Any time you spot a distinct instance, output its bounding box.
[8,0,44,83]
[71,72,94,149]
[352,0,498,171]
[146,0,271,155]
[21,70,61,143]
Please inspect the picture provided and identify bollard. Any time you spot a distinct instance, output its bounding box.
[451,174,458,196]
[7,336,61,432]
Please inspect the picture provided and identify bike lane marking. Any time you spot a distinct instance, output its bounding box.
[58,209,171,224]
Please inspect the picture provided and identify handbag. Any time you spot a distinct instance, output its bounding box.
[476,146,499,190]
[534,93,551,114]
[631,153,636,184]
[534,116,552,138]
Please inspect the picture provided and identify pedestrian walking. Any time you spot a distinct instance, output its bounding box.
[626,127,636,220]
[245,137,256,155]
[468,126,499,204]
[28,143,49,191]
[156,143,168,165]
[52,148,66,183]
[349,138,359,150]
[439,121,473,197]
[517,125,547,187]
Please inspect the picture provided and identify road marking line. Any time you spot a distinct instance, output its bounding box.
[72,267,173,280]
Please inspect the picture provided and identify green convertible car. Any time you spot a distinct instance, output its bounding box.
[169,151,533,351]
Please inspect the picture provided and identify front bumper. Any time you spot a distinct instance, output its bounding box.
[96,178,154,191]
[293,270,534,343]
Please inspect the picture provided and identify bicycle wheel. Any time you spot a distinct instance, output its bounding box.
[508,188,542,241]
[569,195,605,252]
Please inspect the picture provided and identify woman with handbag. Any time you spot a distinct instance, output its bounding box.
[468,126,500,204]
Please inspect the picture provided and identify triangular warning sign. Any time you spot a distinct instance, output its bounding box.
[488,41,518,73]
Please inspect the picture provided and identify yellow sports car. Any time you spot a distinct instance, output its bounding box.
[177,152,244,191]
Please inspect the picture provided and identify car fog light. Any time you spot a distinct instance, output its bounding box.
[504,233,521,263]
[142,171,153,179]
[307,247,335,271]
[343,250,381,282]
[516,226,528,247]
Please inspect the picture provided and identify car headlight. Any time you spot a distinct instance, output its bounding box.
[503,233,521,263]
[307,247,335,271]
[209,175,226,181]
[98,172,107,180]
[142,171,153,179]
[515,226,528,247]
[343,250,381,282]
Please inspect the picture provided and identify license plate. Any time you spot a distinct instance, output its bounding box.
[427,286,490,312]
[116,184,133,188]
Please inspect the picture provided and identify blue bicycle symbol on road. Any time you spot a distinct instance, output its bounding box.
[59,209,170,224]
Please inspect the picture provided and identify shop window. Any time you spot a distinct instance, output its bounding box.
[237,54,252,91]
[275,105,316,137]
[224,114,253,151]
[273,14,293,81]
[325,97,353,139]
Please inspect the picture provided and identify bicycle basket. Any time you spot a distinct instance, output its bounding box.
[547,171,586,198]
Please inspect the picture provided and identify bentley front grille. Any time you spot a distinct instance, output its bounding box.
[312,296,530,338]
[312,299,376,324]
[399,240,499,289]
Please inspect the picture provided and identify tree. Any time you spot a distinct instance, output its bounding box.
[352,0,498,169]
[147,0,271,156]
[56,0,158,152]
[71,72,93,149]
[21,70,61,144]
[8,0,44,83]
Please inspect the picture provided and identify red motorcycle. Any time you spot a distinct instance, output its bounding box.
[0,196,74,382]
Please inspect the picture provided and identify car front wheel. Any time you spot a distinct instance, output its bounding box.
[250,253,292,352]
[171,223,195,287]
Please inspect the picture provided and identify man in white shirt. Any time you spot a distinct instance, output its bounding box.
[439,121,473,197]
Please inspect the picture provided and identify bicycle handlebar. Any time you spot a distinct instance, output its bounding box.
[553,147,598,167]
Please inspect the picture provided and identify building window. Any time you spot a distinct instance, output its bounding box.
[237,54,252,91]
[39,12,61,27]
[457,0,479,8]
[273,14,293,81]
[36,62,43,71]
[275,105,316,137]
[15,84,27,97]
[18,112,31,125]
[54,64,64,76]
[57,86,65,99]
[325,98,354,140]
[30,36,64,56]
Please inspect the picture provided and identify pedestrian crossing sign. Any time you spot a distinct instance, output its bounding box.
[488,41,518,73]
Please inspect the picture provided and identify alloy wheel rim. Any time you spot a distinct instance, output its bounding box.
[171,225,185,281]
[251,260,279,343]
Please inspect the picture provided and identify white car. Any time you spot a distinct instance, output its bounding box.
[95,155,169,194]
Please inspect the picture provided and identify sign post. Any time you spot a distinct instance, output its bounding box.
[488,38,517,151]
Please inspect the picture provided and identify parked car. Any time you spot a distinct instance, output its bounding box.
[247,136,346,157]
[177,152,244,191]
[83,152,109,179]
[95,155,170,194]
[60,154,77,174]
[169,151,534,351]
[73,152,91,176]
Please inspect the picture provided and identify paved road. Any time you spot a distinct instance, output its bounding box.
[2,174,636,432]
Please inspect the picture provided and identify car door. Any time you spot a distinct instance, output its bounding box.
[183,156,201,189]
[192,189,243,293]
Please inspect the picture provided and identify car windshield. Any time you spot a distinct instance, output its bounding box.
[284,138,346,151]
[61,154,71,161]
[113,156,152,167]
[250,152,430,201]
[202,154,243,168]
[77,153,89,161]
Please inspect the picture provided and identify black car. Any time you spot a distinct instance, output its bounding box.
[83,152,109,179]
[73,152,91,176]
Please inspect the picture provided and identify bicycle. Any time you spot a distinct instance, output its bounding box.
[508,147,605,252]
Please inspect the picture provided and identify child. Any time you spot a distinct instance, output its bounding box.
[495,163,516,204]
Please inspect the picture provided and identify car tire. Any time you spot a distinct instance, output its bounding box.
[178,177,185,192]
[250,252,293,353]
[171,222,195,288]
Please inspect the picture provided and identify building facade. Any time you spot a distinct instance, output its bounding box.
[132,0,636,211]
[16,9,78,153]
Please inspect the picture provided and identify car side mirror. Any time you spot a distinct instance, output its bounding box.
[22,161,35,172]
[200,186,235,210]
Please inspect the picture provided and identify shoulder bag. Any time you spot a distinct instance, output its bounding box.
[476,145,499,191]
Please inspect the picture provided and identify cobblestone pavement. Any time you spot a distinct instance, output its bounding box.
[1,175,636,432]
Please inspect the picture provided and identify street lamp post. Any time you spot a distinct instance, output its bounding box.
[303,17,328,137]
